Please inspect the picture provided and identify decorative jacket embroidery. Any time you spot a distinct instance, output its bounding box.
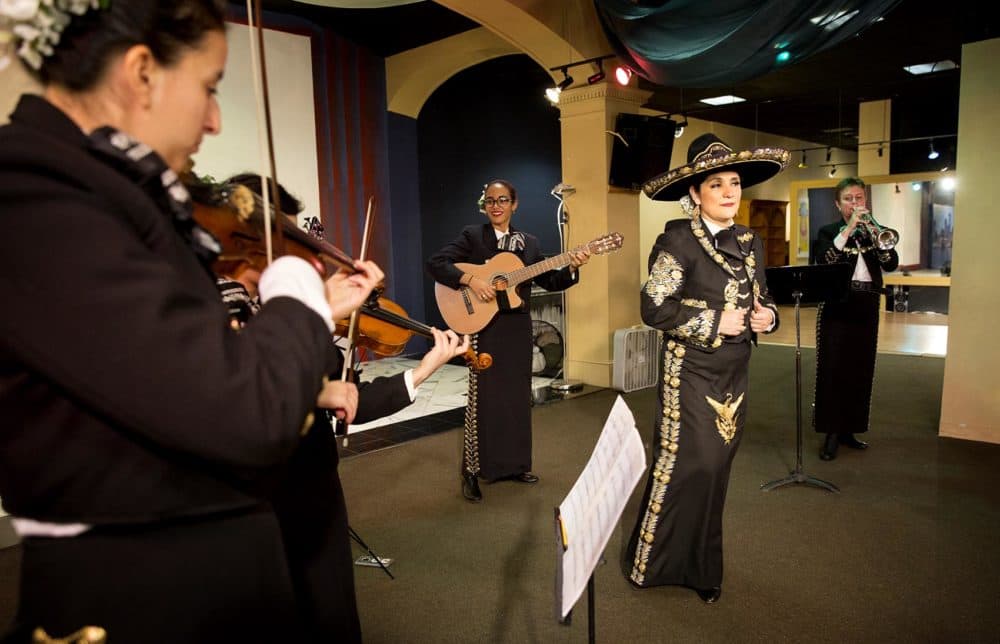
[706,392,744,444]
[645,251,684,306]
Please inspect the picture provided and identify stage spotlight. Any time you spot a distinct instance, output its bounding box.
[587,61,605,84]
[877,144,884,158]
[673,116,688,138]
[797,151,808,169]
[895,183,901,194]
[941,177,956,191]
[614,65,633,86]
[828,165,837,177]
[927,141,939,160]
[825,147,832,162]
[545,69,574,105]
[911,182,921,191]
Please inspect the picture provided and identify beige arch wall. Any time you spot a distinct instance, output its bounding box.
[387,0,612,117]
[386,28,521,118]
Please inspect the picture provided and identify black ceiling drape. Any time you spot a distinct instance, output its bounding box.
[594,0,902,87]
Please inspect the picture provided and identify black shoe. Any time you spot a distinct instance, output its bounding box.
[839,434,869,450]
[461,473,482,502]
[695,586,722,603]
[820,433,839,461]
[513,472,539,484]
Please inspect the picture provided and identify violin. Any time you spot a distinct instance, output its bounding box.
[341,296,492,371]
[187,179,355,279]
[186,177,492,371]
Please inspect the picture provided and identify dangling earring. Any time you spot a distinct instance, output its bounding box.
[680,195,700,218]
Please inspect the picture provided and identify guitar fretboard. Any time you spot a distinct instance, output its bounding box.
[501,242,602,287]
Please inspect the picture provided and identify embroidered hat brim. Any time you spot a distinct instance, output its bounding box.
[643,143,790,202]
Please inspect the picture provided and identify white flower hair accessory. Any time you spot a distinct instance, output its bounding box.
[477,183,487,213]
[0,0,108,72]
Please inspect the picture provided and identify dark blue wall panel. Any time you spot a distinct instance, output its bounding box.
[417,55,562,327]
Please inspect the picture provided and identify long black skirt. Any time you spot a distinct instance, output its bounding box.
[272,427,361,643]
[623,339,751,590]
[813,288,880,435]
[463,311,533,481]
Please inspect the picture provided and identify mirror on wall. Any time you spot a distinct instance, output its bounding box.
[788,172,956,272]
[789,172,956,315]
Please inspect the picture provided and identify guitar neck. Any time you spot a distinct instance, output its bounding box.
[505,250,576,288]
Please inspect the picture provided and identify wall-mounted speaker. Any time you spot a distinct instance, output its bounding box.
[609,114,676,190]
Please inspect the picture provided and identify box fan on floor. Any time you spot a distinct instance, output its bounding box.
[612,326,661,393]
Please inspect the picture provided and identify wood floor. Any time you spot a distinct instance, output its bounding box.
[761,306,948,357]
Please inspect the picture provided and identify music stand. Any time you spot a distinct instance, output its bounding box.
[350,526,394,579]
[760,263,851,494]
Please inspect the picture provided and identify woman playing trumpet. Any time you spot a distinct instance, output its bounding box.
[813,177,899,460]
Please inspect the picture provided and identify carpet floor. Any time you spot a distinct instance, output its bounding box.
[3,345,998,643]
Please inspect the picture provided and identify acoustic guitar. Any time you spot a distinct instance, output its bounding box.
[434,232,623,334]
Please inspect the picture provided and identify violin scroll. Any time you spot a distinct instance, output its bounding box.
[463,349,492,372]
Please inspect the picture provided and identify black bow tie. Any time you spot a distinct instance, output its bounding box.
[714,226,742,259]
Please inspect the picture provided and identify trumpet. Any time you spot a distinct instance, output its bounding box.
[845,209,899,251]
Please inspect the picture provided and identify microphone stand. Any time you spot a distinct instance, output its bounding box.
[547,184,583,394]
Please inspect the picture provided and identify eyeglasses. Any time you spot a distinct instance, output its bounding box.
[482,196,512,207]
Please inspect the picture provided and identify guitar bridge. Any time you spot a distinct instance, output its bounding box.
[461,287,474,314]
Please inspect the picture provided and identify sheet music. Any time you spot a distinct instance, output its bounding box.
[557,395,647,619]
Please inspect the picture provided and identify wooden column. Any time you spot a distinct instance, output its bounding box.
[858,99,891,177]
[555,83,651,387]
[939,38,1000,443]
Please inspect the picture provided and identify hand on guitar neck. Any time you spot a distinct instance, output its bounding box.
[434,232,623,334]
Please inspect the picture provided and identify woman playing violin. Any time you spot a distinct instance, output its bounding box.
[0,2,381,642]
[213,172,469,642]
[214,172,306,304]
[210,173,304,321]
[426,179,589,503]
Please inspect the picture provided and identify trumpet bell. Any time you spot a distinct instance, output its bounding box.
[858,213,898,251]
[874,227,899,251]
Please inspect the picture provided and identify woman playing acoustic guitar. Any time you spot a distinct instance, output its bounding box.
[426,179,590,502]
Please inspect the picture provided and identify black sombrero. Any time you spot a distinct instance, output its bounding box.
[643,133,790,201]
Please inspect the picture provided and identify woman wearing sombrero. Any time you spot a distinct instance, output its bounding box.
[623,133,788,603]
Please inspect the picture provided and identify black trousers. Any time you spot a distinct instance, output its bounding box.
[6,507,301,644]
[813,288,881,435]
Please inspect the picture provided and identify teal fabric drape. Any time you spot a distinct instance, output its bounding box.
[595,0,902,87]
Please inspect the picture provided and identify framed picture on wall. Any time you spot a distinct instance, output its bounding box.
[796,195,810,258]
[930,203,953,269]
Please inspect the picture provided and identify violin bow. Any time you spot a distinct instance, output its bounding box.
[246,0,285,265]
[335,197,375,445]
[246,1,376,444]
